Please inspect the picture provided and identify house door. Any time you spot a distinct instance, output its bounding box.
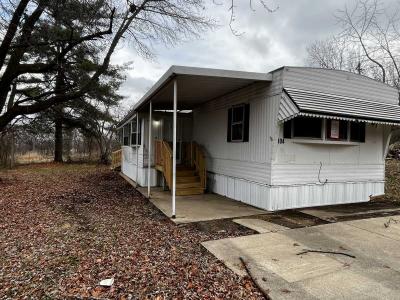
[163,117,183,164]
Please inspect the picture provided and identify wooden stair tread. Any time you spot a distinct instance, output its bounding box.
[176,181,202,189]
[176,176,200,183]
[176,187,204,196]
[177,170,196,177]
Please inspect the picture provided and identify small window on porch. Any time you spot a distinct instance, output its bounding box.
[227,104,249,142]
[123,124,130,146]
[130,120,141,146]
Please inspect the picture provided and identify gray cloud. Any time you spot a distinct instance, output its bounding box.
[111,0,393,108]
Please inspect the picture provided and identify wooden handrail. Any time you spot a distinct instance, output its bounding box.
[155,140,164,167]
[111,149,122,169]
[161,141,173,189]
[154,139,206,192]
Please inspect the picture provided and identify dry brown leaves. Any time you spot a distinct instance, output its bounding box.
[0,163,263,299]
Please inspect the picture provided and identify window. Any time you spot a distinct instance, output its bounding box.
[350,122,365,142]
[227,104,250,142]
[123,124,130,146]
[283,117,366,143]
[118,128,123,144]
[292,117,322,139]
[326,120,348,140]
[130,119,141,146]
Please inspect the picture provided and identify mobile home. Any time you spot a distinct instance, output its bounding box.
[117,65,400,213]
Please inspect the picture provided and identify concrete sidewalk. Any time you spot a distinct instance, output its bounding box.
[202,216,400,299]
[137,187,266,224]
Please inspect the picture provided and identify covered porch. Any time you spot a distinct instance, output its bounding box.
[136,186,266,224]
[129,65,271,218]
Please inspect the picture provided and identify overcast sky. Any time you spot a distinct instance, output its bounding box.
[110,0,357,110]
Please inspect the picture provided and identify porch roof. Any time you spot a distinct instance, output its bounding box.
[279,87,400,126]
[132,65,271,112]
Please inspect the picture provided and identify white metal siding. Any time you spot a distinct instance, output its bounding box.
[271,124,386,185]
[193,82,272,184]
[282,67,398,104]
[121,146,158,186]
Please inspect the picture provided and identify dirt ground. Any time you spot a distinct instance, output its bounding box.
[0,163,262,299]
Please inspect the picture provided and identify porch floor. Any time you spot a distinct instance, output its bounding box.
[137,187,266,224]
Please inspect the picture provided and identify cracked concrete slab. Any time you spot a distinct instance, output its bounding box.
[299,202,400,222]
[232,218,288,233]
[202,216,400,299]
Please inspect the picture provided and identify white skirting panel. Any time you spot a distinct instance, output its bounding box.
[207,173,271,209]
[268,181,384,211]
[121,150,157,187]
[207,172,384,211]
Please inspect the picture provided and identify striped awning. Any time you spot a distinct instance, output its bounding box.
[279,87,400,126]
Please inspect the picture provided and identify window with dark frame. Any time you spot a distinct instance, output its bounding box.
[119,129,123,145]
[123,124,130,146]
[350,122,365,142]
[283,117,366,143]
[293,117,322,139]
[227,104,250,143]
[130,119,141,146]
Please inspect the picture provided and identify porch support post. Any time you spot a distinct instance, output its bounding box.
[148,102,152,198]
[172,79,177,218]
[135,113,139,186]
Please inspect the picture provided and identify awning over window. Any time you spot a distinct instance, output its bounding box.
[279,87,400,126]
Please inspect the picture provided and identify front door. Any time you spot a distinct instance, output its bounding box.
[162,117,183,164]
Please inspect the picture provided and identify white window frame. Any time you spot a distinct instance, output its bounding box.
[231,104,245,142]
[130,118,141,147]
[123,124,130,146]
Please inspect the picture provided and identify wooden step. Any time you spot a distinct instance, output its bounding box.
[176,181,202,189]
[176,176,200,183]
[176,187,204,196]
[177,169,196,177]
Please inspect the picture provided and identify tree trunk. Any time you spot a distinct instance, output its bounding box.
[54,117,63,162]
[98,136,110,165]
[53,56,65,163]
[64,127,73,162]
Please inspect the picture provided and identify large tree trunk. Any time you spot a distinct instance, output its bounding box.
[64,127,73,162]
[0,131,15,168]
[97,135,111,165]
[54,117,63,162]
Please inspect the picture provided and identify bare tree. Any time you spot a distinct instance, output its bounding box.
[307,0,400,145]
[0,0,276,133]
[308,0,400,88]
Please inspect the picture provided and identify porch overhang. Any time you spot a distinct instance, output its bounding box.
[132,65,272,112]
[279,87,400,126]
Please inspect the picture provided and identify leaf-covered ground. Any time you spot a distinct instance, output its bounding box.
[0,163,263,299]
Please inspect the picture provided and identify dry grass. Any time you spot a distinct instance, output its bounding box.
[16,151,53,164]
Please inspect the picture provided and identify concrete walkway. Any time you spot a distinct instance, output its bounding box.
[137,187,266,224]
[202,216,400,299]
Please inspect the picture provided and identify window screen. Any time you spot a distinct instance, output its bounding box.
[293,117,322,139]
